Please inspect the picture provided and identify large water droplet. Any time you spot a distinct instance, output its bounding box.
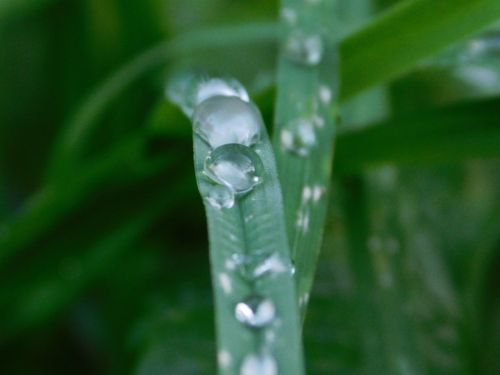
[167,74,249,117]
[240,353,278,375]
[205,184,235,209]
[280,117,316,156]
[235,295,275,328]
[195,78,249,106]
[284,31,324,66]
[204,144,263,194]
[193,96,262,149]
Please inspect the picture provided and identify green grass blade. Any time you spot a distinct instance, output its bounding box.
[335,98,500,173]
[273,0,338,317]
[0,182,183,342]
[0,133,169,267]
[191,99,304,373]
[45,22,277,179]
[339,0,500,100]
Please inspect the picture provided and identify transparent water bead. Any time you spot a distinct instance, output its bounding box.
[280,117,316,156]
[240,353,278,375]
[193,96,262,149]
[235,295,276,328]
[204,144,263,194]
[195,78,249,106]
[205,184,235,209]
[284,31,324,66]
[167,74,249,117]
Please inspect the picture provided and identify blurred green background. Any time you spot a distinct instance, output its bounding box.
[1,0,499,374]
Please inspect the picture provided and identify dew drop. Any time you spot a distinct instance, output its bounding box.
[319,85,332,104]
[240,353,278,375]
[193,96,262,149]
[195,78,250,106]
[252,253,288,278]
[204,144,264,194]
[167,74,250,117]
[235,295,276,328]
[281,7,297,24]
[219,273,233,294]
[218,350,232,368]
[205,184,235,209]
[284,31,324,66]
[280,118,316,156]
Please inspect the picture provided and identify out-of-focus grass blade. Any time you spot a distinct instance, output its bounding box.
[339,0,500,100]
[0,133,170,268]
[335,98,500,173]
[46,22,278,179]
[273,0,338,318]
[0,180,190,342]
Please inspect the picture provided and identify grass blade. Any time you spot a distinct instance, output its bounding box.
[0,133,169,267]
[190,94,304,373]
[335,98,500,173]
[273,0,339,317]
[339,0,500,100]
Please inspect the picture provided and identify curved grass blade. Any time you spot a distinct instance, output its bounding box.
[191,98,304,374]
[273,0,339,317]
[0,179,188,342]
[46,22,278,179]
[46,1,500,179]
[339,0,500,100]
[0,133,170,268]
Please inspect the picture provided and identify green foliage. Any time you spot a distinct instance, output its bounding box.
[0,0,500,374]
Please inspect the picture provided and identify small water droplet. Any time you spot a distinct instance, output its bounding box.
[284,31,324,66]
[302,186,312,202]
[281,7,297,24]
[218,350,232,368]
[204,144,264,194]
[205,184,235,209]
[312,185,325,202]
[280,118,316,156]
[235,295,275,328]
[296,210,310,231]
[319,85,332,104]
[252,253,288,278]
[219,273,233,294]
[193,96,262,148]
[240,353,278,375]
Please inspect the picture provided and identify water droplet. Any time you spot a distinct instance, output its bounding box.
[219,273,233,294]
[281,7,297,24]
[252,253,288,278]
[280,118,316,156]
[240,353,278,375]
[195,78,250,106]
[167,74,249,118]
[235,295,275,328]
[296,210,310,231]
[319,85,332,104]
[193,96,262,148]
[312,185,325,202]
[218,350,232,368]
[205,184,235,209]
[284,31,324,66]
[204,144,263,194]
[302,186,312,202]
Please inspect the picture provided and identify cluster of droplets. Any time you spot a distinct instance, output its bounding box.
[170,75,283,374]
[279,27,331,158]
[169,75,267,210]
